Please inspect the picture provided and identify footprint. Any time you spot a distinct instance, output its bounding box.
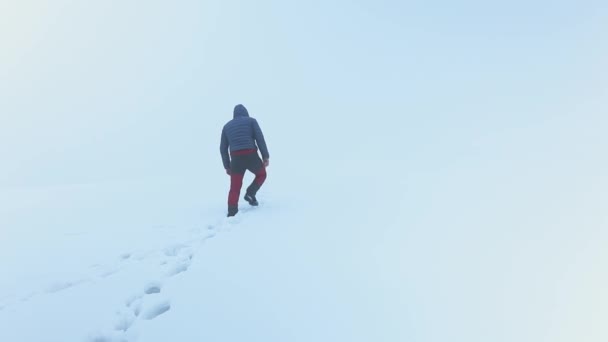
[100,268,119,278]
[144,282,162,295]
[129,297,143,317]
[125,294,139,308]
[46,279,84,294]
[165,247,194,277]
[181,250,194,261]
[227,216,241,225]
[126,280,163,319]
[133,250,153,261]
[205,229,218,239]
[0,296,11,310]
[141,299,171,320]
[87,331,128,342]
[113,310,136,332]
[119,253,132,261]
[164,244,187,257]
[167,261,190,276]
[20,291,37,301]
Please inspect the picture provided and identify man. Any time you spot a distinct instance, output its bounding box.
[220,104,270,217]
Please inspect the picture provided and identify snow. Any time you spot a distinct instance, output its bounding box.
[2,154,607,341]
[1,1,608,341]
[1,173,384,341]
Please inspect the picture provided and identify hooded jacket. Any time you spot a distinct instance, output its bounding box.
[220,104,270,169]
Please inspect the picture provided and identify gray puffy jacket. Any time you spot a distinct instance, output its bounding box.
[220,104,269,169]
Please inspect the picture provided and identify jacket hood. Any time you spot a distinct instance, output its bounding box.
[233,104,249,118]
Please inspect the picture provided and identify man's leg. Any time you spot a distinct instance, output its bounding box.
[227,154,248,216]
[228,172,244,216]
[245,155,267,203]
[247,166,267,196]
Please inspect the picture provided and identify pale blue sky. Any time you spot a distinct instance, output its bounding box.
[1,0,606,186]
[1,2,607,341]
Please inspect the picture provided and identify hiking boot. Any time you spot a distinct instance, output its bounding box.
[227,206,238,217]
[244,193,258,206]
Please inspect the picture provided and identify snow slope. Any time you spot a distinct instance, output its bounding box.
[1,1,607,341]
[1,145,607,342]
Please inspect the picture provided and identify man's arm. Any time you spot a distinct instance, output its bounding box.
[220,128,231,171]
[252,119,269,163]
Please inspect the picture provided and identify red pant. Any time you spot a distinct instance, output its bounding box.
[227,150,267,207]
[228,168,266,207]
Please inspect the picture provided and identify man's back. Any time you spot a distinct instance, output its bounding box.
[223,116,258,152]
[220,104,269,169]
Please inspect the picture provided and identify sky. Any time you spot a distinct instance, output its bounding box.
[1,0,606,187]
[1,1,607,341]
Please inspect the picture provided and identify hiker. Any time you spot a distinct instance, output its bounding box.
[220,104,269,217]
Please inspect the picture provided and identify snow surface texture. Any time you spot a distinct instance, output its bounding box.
[2,1,608,341]
[2,163,608,342]
[0,180,257,341]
